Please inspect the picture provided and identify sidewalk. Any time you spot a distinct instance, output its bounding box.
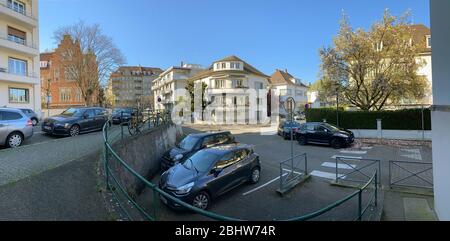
[0,152,109,221]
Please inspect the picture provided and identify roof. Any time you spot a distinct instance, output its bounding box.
[111,66,163,77]
[410,24,432,54]
[205,144,253,155]
[188,55,269,81]
[188,131,232,138]
[270,69,308,88]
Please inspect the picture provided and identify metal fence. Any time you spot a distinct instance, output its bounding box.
[103,116,379,221]
[389,161,433,190]
[278,153,308,194]
[335,157,381,187]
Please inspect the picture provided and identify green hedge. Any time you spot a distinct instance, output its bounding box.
[305,108,431,130]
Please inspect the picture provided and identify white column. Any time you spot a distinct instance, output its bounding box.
[430,0,450,221]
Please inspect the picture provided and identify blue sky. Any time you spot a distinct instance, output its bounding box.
[39,0,430,84]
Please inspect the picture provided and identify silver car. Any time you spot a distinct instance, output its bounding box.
[20,108,39,126]
[0,108,34,148]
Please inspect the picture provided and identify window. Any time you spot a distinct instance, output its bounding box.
[426,35,431,48]
[7,26,26,45]
[8,58,27,76]
[202,136,217,148]
[235,62,241,69]
[233,80,244,88]
[230,62,235,69]
[215,153,236,169]
[60,88,71,102]
[95,109,106,116]
[215,79,225,89]
[9,88,29,103]
[7,0,26,15]
[256,82,264,89]
[221,63,226,69]
[84,109,95,118]
[64,67,75,80]
[75,89,82,102]
[0,111,23,121]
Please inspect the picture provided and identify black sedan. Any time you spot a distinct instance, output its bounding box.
[42,107,109,137]
[161,131,235,171]
[159,144,261,210]
[296,122,354,149]
[111,107,136,125]
[278,121,302,139]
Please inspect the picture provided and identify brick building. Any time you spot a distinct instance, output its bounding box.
[40,35,97,109]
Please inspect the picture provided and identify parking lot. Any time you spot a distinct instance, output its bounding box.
[134,126,432,221]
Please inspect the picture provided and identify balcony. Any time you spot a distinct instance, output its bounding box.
[207,88,250,95]
[0,31,39,57]
[0,67,39,85]
[0,0,38,28]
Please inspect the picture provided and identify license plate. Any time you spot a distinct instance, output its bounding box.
[160,195,168,205]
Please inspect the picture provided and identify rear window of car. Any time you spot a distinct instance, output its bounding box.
[0,111,23,121]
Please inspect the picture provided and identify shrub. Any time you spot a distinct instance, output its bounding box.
[305,108,431,130]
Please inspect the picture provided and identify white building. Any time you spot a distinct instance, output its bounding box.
[270,69,308,114]
[0,0,40,116]
[189,55,270,124]
[410,24,433,105]
[152,63,205,111]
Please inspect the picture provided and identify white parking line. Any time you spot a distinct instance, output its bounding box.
[340,150,367,155]
[361,147,373,150]
[331,155,363,160]
[310,170,346,180]
[282,168,303,175]
[242,173,288,196]
[321,162,356,170]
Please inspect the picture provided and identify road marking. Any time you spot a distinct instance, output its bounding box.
[340,150,367,155]
[361,147,373,150]
[282,168,303,175]
[401,149,421,154]
[331,155,363,160]
[401,154,423,161]
[242,173,288,196]
[321,162,356,170]
[310,170,346,180]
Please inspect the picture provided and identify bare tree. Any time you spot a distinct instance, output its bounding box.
[53,21,126,106]
[319,10,429,110]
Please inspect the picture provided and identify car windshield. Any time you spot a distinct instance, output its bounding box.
[61,108,83,117]
[183,150,220,173]
[177,135,200,151]
[323,123,341,131]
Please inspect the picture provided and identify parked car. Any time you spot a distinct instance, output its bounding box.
[161,131,236,171]
[20,109,39,126]
[0,108,34,148]
[159,144,261,210]
[111,107,135,125]
[296,122,355,149]
[278,121,302,139]
[41,107,109,137]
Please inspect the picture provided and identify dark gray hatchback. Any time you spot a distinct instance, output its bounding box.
[159,144,261,210]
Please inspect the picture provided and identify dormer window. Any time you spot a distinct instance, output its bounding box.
[426,35,431,48]
[221,63,226,69]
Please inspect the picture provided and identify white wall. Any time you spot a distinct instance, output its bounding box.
[430,0,450,221]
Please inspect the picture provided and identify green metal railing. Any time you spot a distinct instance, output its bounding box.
[103,116,378,221]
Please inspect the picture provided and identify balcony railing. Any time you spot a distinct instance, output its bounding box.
[0,67,39,78]
[0,31,38,50]
[0,1,37,20]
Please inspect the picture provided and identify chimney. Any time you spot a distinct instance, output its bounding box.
[181,61,184,67]
[285,69,288,73]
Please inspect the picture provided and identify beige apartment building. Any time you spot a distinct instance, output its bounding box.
[110,66,163,108]
[0,0,40,116]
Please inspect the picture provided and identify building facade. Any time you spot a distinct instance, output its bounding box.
[270,69,309,114]
[152,63,205,111]
[411,24,433,105]
[110,66,162,108]
[189,56,270,124]
[0,0,40,116]
[40,35,92,109]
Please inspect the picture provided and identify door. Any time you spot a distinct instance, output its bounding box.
[94,109,108,129]
[80,109,96,131]
[314,124,333,144]
[0,111,9,143]
[304,123,317,141]
[208,152,238,196]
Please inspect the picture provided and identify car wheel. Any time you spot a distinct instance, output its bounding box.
[331,138,342,149]
[298,136,307,146]
[6,132,23,148]
[31,118,38,126]
[69,125,80,137]
[250,168,261,184]
[192,191,210,210]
